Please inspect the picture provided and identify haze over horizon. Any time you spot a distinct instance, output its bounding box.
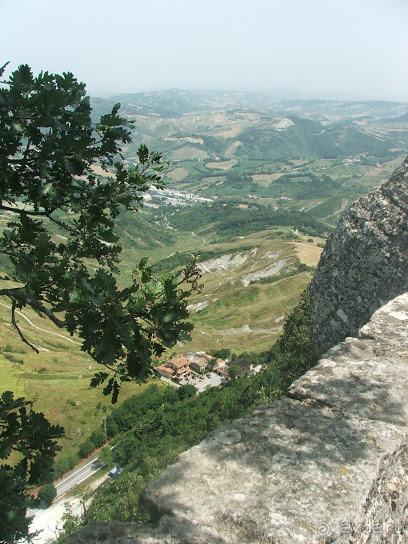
[2,0,408,101]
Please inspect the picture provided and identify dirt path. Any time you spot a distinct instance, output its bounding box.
[191,231,206,247]
[0,302,81,345]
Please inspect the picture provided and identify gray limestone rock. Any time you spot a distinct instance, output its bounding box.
[309,157,408,356]
[69,293,408,544]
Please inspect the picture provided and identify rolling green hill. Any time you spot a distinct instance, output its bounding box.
[89,90,408,225]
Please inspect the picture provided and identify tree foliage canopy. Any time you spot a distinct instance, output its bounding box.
[0,63,201,401]
[0,62,200,543]
[37,483,57,507]
[0,391,63,542]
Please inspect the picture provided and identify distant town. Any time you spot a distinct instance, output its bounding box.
[144,187,213,207]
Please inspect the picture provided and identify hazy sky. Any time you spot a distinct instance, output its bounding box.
[2,0,408,100]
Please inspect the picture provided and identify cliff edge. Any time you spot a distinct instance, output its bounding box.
[70,292,408,543]
[310,156,408,356]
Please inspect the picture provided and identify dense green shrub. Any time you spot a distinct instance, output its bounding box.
[272,290,317,389]
[38,484,57,507]
[177,384,198,400]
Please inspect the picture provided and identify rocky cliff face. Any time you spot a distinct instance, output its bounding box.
[69,293,408,543]
[309,157,408,356]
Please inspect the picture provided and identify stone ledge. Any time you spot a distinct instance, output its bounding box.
[289,294,408,426]
[70,294,408,544]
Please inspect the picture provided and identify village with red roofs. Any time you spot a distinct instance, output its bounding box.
[156,352,262,392]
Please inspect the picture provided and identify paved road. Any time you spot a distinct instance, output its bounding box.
[55,453,104,498]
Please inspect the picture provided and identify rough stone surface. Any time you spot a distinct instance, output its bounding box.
[309,156,408,356]
[69,294,408,544]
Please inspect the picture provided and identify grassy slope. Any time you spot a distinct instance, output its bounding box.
[0,216,321,467]
[113,209,322,355]
[180,230,321,354]
[0,298,162,467]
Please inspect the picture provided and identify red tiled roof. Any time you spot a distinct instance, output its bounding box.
[192,357,208,367]
[169,356,189,369]
[198,352,212,361]
[157,365,175,374]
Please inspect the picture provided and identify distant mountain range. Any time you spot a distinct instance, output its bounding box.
[91,90,408,167]
[92,89,408,120]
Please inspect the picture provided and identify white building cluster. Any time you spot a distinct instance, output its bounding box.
[144,187,213,207]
